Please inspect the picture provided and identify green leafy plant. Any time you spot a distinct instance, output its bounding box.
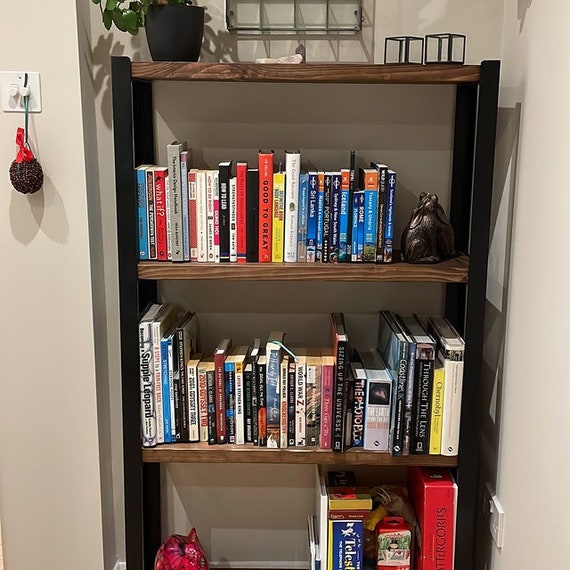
[92,0,192,35]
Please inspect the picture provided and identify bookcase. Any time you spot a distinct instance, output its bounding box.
[111,57,499,570]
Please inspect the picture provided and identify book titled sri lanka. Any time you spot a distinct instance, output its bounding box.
[136,164,151,260]
[166,141,186,262]
[265,331,285,448]
[331,313,349,452]
[214,338,232,444]
[218,160,232,262]
[398,314,436,455]
[236,161,248,263]
[139,303,162,447]
[246,167,259,262]
[297,172,309,262]
[306,171,318,262]
[258,150,274,262]
[408,467,457,570]
[284,149,301,262]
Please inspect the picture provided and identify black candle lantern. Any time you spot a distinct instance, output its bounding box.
[384,36,424,64]
[424,33,466,64]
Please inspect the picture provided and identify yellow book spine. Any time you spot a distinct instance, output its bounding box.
[272,172,285,262]
[429,363,445,454]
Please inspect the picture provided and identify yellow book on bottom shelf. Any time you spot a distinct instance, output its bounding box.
[429,359,445,454]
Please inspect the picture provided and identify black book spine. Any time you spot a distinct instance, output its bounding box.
[250,358,259,445]
[332,339,348,452]
[246,168,259,262]
[244,365,253,443]
[176,329,189,441]
[206,368,217,445]
[287,358,296,446]
[410,354,434,454]
[218,161,232,262]
[256,359,267,446]
[390,345,408,456]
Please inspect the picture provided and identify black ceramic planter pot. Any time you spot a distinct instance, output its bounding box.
[145,3,205,62]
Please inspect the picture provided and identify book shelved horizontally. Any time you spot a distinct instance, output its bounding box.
[112,59,500,570]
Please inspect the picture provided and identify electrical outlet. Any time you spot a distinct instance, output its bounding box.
[1,71,41,112]
[485,482,505,549]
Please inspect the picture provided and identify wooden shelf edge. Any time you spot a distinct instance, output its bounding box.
[131,62,481,85]
[142,444,458,466]
[138,254,469,282]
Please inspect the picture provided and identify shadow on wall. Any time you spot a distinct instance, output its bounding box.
[518,0,533,32]
[475,103,521,570]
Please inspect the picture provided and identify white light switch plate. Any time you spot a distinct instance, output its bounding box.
[1,71,41,112]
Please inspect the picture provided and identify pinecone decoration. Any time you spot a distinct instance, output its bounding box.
[9,157,44,194]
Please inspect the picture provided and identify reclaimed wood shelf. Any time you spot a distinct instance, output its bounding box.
[142,443,459,466]
[138,254,469,282]
[131,62,480,85]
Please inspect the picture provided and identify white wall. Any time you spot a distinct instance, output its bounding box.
[0,1,104,569]
[483,1,570,568]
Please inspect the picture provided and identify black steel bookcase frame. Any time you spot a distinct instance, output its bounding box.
[111,56,500,570]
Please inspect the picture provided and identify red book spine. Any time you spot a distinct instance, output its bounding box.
[236,161,248,263]
[258,151,274,262]
[153,167,169,260]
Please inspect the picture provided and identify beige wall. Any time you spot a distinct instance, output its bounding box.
[0,1,104,569]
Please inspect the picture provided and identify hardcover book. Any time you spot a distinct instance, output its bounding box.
[187,352,203,443]
[258,150,274,262]
[166,141,186,262]
[265,331,285,448]
[195,169,208,262]
[231,346,249,445]
[272,170,285,263]
[331,313,349,452]
[188,167,199,262]
[426,315,465,456]
[136,164,152,260]
[398,314,436,455]
[284,149,301,262]
[246,167,260,262]
[236,161,248,263]
[229,176,237,262]
[319,351,335,450]
[218,160,232,262]
[160,324,176,443]
[429,358,445,455]
[151,166,169,261]
[139,303,162,447]
[214,337,232,444]
[357,348,393,452]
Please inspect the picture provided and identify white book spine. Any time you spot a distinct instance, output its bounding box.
[229,176,238,262]
[152,321,165,444]
[180,150,191,261]
[295,357,306,446]
[234,357,245,445]
[189,168,199,262]
[187,360,200,442]
[196,170,208,262]
[284,150,301,262]
[167,340,175,441]
[165,176,172,261]
[167,143,184,261]
[441,358,464,456]
[279,357,289,448]
[139,320,157,447]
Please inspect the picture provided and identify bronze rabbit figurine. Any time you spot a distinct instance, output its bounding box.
[400,192,455,263]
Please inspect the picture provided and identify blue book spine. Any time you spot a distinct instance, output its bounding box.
[363,188,378,263]
[384,170,397,263]
[329,172,342,262]
[136,166,149,260]
[330,520,364,570]
[351,191,361,262]
[180,152,190,261]
[339,187,350,262]
[297,172,309,262]
[306,172,318,262]
[161,336,172,443]
[225,360,236,444]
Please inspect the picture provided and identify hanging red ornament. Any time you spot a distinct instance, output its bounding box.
[10,127,44,194]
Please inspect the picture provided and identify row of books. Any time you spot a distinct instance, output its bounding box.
[312,467,457,570]
[138,306,465,458]
[136,145,398,264]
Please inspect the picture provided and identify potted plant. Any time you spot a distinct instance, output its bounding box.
[92,0,205,61]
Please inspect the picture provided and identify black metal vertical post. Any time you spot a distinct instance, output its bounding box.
[454,60,500,570]
[112,56,160,570]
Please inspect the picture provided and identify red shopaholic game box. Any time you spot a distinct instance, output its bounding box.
[408,467,457,570]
